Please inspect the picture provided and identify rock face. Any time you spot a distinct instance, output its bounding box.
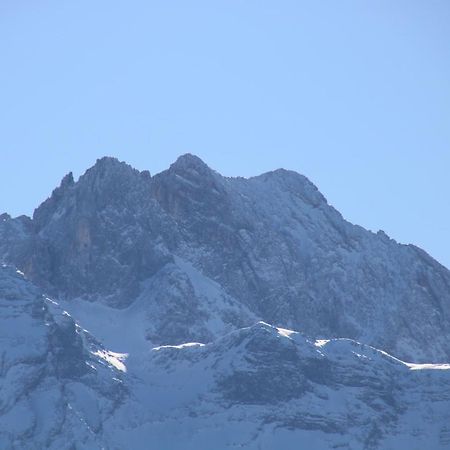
[1,155,450,362]
[1,153,450,449]
[2,266,449,450]
[0,266,125,450]
[141,322,450,450]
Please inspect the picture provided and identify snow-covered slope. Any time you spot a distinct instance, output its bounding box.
[138,322,450,450]
[2,154,450,362]
[2,264,449,449]
[0,266,126,449]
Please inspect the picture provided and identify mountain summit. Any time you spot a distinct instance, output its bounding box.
[1,155,450,362]
[1,154,450,449]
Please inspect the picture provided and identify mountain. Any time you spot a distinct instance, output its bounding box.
[1,155,450,362]
[141,322,450,450]
[0,265,126,449]
[1,265,450,449]
[2,155,450,449]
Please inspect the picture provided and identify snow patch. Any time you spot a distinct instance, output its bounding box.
[276,327,296,338]
[315,339,330,348]
[406,363,450,371]
[92,349,128,372]
[152,342,205,351]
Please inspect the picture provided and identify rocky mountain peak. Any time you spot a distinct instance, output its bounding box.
[80,156,140,186]
[2,155,450,362]
[169,153,212,175]
[93,155,126,170]
[253,168,327,207]
[2,155,450,449]
[151,153,227,222]
[32,171,76,227]
[33,157,148,227]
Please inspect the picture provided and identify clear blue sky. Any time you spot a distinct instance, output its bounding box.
[1,1,449,267]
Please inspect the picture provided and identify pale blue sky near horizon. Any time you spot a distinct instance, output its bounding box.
[1,1,449,267]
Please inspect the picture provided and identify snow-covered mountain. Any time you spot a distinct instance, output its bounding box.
[0,265,126,449]
[1,265,449,449]
[1,155,450,449]
[2,155,450,361]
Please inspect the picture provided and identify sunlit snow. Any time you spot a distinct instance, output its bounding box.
[92,350,128,372]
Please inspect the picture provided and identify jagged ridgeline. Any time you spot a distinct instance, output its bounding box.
[1,154,450,362]
[2,155,450,450]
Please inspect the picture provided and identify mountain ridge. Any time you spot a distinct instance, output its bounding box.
[2,154,450,448]
[1,154,450,362]
[1,263,449,449]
